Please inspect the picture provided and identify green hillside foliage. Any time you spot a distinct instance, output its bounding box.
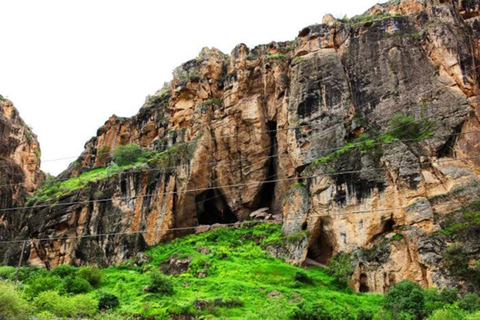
[0,224,479,319]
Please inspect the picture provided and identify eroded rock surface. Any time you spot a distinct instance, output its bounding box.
[3,0,480,293]
[0,97,42,264]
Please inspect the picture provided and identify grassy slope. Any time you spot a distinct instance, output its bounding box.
[96,224,382,319]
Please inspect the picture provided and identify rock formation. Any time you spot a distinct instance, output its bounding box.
[2,0,480,293]
[0,96,42,264]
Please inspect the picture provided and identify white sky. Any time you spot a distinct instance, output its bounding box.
[0,0,380,175]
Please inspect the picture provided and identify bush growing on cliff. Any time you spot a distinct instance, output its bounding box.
[113,143,146,166]
[327,252,355,286]
[388,113,434,141]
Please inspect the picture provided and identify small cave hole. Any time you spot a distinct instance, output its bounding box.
[307,219,334,265]
[195,189,238,225]
[298,27,311,37]
[301,222,308,231]
[369,217,395,244]
[359,274,369,293]
[382,218,395,234]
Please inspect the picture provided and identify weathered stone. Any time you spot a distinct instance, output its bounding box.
[3,0,480,294]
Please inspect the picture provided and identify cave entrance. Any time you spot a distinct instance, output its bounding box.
[195,189,238,225]
[254,121,278,211]
[359,274,369,293]
[307,218,334,265]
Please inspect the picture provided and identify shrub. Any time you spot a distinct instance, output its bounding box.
[77,266,102,287]
[442,243,469,277]
[70,294,98,317]
[388,113,434,141]
[290,302,354,320]
[294,271,313,284]
[0,281,30,319]
[33,290,97,318]
[24,275,61,298]
[15,266,46,282]
[466,311,480,320]
[36,311,56,320]
[62,276,93,294]
[426,307,465,320]
[0,266,16,280]
[147,271,174,295]
[98,292,120,310]
[423,288,458,315]
[459,293,480,312]
[327,252,354,286]
[356,308,374,320]
[51,264,77,278]
[113,143,146,166]
[384,280,425,320]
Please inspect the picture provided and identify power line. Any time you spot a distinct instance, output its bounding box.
[3,55,477,171]
[1,154,478,213]
[2,121,479,191]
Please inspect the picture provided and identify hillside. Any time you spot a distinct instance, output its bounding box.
[1,1,480,319]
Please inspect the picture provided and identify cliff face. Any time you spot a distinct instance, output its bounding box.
[0,96,42,264]
[9,0,480,293]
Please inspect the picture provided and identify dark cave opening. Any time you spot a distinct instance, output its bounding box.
[369,217,395,244]
[255,121,278,211]
[359,274,369,293]
[382,218,395,234]
[307,219,334,265]
[195,189,238,225]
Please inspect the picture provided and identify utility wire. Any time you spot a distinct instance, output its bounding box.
[1,154,478,213]
[3,56,478,170]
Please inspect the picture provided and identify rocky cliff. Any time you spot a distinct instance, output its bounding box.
[5,0,480,293]
[0,96,42,264]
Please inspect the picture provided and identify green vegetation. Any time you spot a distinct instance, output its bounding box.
[0,224,383,319]
[199,98,223,108]
[304,113,434,175]
[28,142,196,204]
[113,143,146,166]
[438,200,480,237]
[388,113,434,141]
[327,252,355,287]
[292,56,307,65]
[340,12,406,26]
[267,53,288,59]
[2,225,480,319]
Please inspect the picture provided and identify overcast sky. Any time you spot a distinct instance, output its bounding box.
[0,0,380,175]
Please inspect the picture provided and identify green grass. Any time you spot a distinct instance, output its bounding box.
[267,53,288,59]
[28,142,196,204]
[1,224,383,319]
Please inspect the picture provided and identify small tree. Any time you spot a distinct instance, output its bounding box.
[113,143,145,166]
[146,271,174,295]
[388,113,434,141]
[384,280,425,320]
[98,292,119,310]
[77,266,102,287]
[327,252,354,286]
